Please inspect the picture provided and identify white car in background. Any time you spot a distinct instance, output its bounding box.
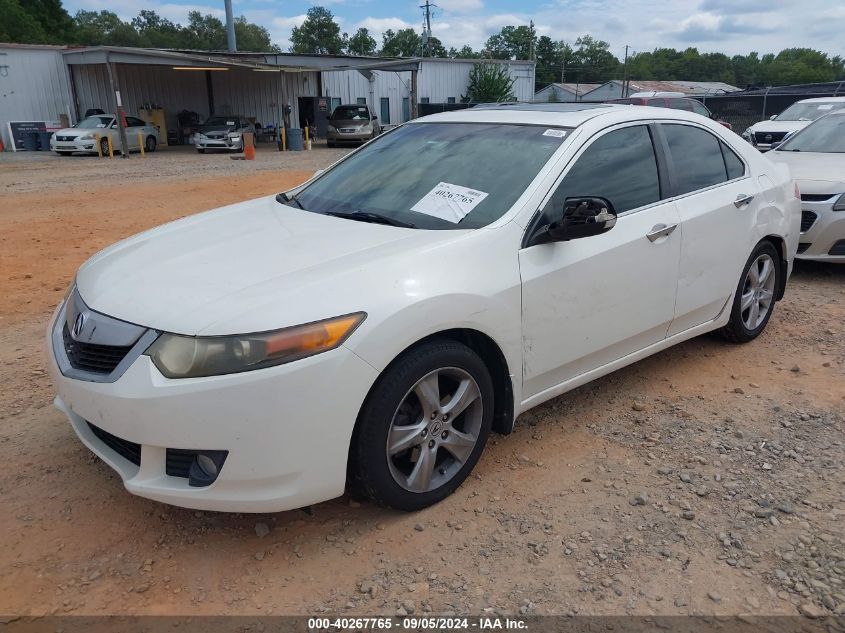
[50,114,160,156]
[769,110,845,262]
[742,97,845,151]
[49,104,799,513]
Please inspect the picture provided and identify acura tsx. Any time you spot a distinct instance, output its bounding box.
[49,103,800,512]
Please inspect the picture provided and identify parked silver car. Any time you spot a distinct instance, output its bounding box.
[50,115,160,156]
[326,104,380,147]
[195,116,255,153]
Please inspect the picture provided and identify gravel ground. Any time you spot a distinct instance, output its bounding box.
[0,150,843,619]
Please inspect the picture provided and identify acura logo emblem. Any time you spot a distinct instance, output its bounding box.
[765,134,772,142]
[73,313,85,338]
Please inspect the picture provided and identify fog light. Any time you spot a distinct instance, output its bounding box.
[187,451,227,487]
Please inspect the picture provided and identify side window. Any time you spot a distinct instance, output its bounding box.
[668,98,693,111]
[663,124,728,195]
[721,141,746,180]
[541,125,661,220]
[127,117,146,127]
[691,101,710,117]
[647,98,665,107]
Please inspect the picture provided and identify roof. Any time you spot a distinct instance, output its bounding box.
[0,43,68,50]
[414,102,710,128]
[536,83,602,96]
[794,96,845,103]
[586,79,740,95]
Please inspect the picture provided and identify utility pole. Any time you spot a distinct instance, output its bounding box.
[621,45,629,97]
[529,20,535,61]
[420,0,436,57]
[561,59,565,82]
[224,0,237,52]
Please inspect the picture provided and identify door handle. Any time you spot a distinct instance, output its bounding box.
[734,193,754,208]
[646,223,678,242]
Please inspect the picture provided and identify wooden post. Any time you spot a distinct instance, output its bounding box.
[106,59,130,159]
[410,68,419,120]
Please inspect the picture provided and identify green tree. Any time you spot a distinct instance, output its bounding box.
[74,10,141,46]
[234,16,278,52]
[289,6,345,55]
[424,35,448,58]
[131,10,182,48]
[19,0,74,43]
[449,45,481,59]
[181,11,227,49]
[572,34,619,82]
[0,0,48,43]
[464,62,515,102]
[380,28,420,57]
[346,27,377,56]
[484,25,533,60]
[535,36,574,89]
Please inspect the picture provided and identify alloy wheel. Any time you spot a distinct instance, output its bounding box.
[386,367,483,493]
[740,253,776,330]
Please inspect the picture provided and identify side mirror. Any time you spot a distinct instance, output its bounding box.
[532,197,617,245]
[371,114,378,120]
[769,114,777,120]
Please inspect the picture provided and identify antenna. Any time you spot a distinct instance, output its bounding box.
[420,0,436,56]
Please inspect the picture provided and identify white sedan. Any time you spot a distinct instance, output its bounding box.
[50,114,160,156]
[768,111,845,262]
[48,104,799,512]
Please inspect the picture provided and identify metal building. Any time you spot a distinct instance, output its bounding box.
[0,44,74,149]
[532,82,602,103]
[322,58,536,125]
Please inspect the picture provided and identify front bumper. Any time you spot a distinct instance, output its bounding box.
[48,313,378,512]
[327,129,373,143]
[51,140,96,153]
[195,136,243,151]
[797,199,845,263]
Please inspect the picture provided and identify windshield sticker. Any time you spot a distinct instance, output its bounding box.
[817,105,833,110]
[411,182,489,224]
[542,129,567,138]
[226,120,236,125]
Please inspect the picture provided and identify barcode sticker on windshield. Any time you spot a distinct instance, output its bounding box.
[543,129,567,138]
[817,105,833,110]
[411,182,489,223]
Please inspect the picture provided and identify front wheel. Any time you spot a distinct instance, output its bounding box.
[720,241,781,343]
[145,136,156,152]
[352,340,494,511]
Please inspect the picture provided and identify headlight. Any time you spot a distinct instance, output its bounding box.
[145,312,366,378]
[834,193,845,211]
[228,132,241,139]
[79,133,94,140]
[328,125,337,133]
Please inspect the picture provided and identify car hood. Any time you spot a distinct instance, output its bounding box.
[54,128,97,137]
[748,120,809,134]
[767,152,845,193]
[76,195,469,336]
[199,125,236,133]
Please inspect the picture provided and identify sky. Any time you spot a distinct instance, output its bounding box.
[61,0,845,59]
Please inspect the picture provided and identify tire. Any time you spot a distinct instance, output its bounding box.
[145,136,156,153]
[56,151,73,156]
[99,137,110,156]
[720,241,781,343]
[197,148,205,154]
[352,339,494,511]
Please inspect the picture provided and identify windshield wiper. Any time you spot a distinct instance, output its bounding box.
[324,211,416,229]
[276,192,304,210]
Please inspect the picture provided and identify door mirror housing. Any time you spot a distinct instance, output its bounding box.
[531,197,617,246]
[769,114,777,120]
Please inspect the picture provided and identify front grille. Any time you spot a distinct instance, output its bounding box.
[754,131,787,144]
[801,211,818,233]
[829,240,845,256]
[56,135,75,142]
[797,243,811,254]
[63,323,132,374]
[87,422,141,466]
[801,193,834,202]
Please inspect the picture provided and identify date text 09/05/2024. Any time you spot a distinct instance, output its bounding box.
[308,617,528,630]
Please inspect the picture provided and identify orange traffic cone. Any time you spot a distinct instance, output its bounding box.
[243,133,255,160]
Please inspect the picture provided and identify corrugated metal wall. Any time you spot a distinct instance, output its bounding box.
[71,64,319,135]
[0,45,73,149]
[321,60,535,123]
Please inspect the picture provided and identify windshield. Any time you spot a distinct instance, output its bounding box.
[286,122,569,230]
[778,114,845,153]
[332,106,370,120]
[775,102,845,121]
[74,116,113,129]
[203,117,237,126]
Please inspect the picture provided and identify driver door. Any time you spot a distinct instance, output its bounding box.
[519,123,681,400]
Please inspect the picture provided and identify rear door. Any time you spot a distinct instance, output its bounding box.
[658,123,761,335]
[519,123,681,399]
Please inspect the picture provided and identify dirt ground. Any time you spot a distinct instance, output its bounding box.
[0,147,843,619]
